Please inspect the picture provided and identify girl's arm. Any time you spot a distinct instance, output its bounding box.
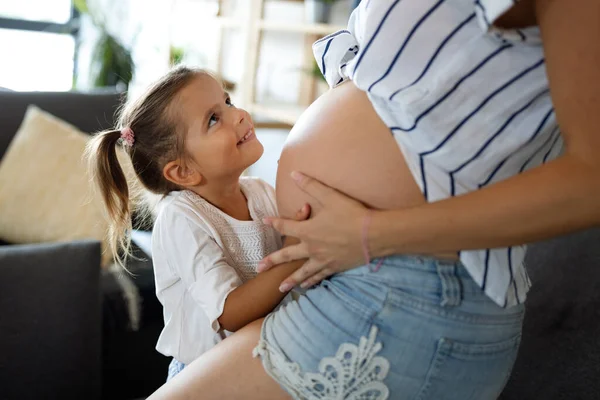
[219,205,309,331]
[261,0,600,289]
[159,204,308,333]
[218,236,304,332]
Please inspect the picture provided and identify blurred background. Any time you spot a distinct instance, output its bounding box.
[0,0,359,184]
[0,1,359,399]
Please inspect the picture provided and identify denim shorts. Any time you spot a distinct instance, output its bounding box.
[253,255,525,400]
[167,358,185,381]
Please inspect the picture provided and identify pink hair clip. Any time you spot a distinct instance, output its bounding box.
[120,127,135,147]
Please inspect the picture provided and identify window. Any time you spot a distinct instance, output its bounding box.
[0,1,72,24]
[0,1,77,91]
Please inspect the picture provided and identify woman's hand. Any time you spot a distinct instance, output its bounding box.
[259,171,370,291]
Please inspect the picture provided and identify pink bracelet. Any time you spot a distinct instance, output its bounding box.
[361,210,384,273]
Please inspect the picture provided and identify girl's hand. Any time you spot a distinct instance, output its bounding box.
[292,203,311,223]
[280,203,311,247]
[259,171,370,291]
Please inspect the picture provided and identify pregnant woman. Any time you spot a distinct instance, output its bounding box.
[149,0,600,398]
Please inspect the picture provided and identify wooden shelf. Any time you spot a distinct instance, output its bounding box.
[218,0,344,129]
[258,20,345,35]
[249,103,305,126]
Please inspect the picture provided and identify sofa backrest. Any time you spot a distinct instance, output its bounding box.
[0,90,123,159]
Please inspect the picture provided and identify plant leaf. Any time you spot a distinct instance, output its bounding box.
[73,0,88,14]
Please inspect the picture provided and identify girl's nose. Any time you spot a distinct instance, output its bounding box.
[234,108,245,126]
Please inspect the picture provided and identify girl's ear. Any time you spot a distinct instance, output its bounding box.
[163,159,203,187]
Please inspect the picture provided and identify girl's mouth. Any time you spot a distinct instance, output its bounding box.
[237,129,255,145]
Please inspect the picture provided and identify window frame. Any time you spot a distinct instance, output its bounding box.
[0,3,80,89]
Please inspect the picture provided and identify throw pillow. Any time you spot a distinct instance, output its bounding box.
[0,105,133,267]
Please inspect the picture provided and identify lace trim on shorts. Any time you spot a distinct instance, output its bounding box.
[253,325,390,400]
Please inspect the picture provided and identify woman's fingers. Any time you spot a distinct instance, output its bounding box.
[291,171,337,206]
[257,242,308,273]
[300,268,334,289]
[259,204,309,273]
[279,259,330,292]
[263,216,301,238]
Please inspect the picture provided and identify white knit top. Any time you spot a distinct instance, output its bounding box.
[313,0,561,307]
[151,177,283,364]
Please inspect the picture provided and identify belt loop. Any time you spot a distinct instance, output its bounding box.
[437,261,462,307]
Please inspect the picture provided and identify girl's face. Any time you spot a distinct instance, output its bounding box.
[177,73,263,183]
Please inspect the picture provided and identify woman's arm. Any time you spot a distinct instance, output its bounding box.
[375,0,600,254]
[261,0,600,289]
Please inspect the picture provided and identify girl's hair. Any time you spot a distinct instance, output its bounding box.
[86,65,206,267]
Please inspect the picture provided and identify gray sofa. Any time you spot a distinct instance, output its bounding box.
[0,240,102,400]
[0,90,169,400]
[1,90,598,399]
[501,227,600,399]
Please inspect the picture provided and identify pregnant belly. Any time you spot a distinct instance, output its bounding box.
[276,82,458,260]
[276,81,424,218]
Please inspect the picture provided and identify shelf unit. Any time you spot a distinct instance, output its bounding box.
[238,0,343,128]
[212,0,344,128]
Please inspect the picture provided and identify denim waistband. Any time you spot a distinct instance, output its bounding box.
[342,254,478,307]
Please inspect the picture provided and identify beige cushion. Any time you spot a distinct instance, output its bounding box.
[0,105,131,267]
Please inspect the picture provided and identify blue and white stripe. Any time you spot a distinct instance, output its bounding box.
[313,0,559,307]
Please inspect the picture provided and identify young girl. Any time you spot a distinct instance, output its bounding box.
[86,66,306,381]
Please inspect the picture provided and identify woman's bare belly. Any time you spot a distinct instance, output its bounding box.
[276,82,456,260]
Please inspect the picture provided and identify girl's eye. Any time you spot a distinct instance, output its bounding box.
[225,97,234,107]
[208,114,219,128]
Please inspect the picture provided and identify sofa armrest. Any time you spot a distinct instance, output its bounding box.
[0,240,102,400]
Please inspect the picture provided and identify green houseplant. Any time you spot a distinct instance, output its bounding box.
[74,0,134,89]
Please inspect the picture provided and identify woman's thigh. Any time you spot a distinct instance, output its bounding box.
[255,256,525,400]
[147,318,291,400]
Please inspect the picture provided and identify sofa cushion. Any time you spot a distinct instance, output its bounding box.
[0,105,132,266]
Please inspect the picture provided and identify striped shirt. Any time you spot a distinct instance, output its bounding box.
[313,0,561,307]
